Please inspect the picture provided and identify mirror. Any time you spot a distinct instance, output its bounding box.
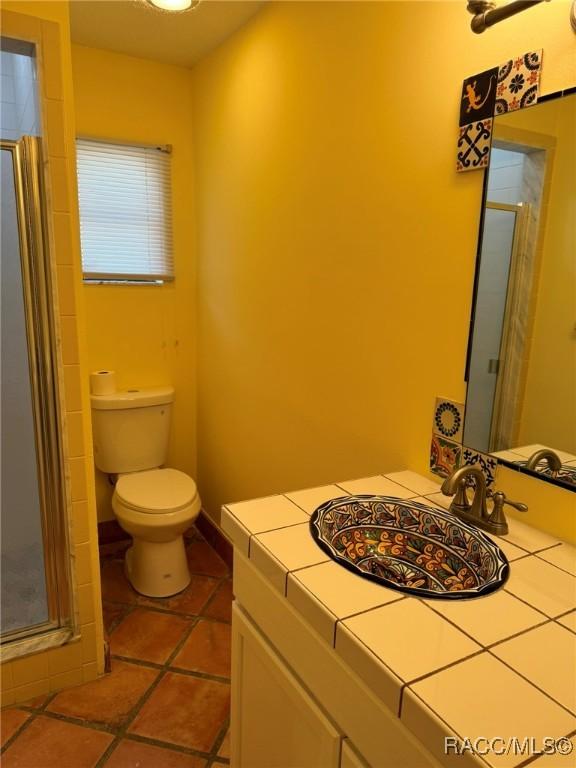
[464,91,575,490]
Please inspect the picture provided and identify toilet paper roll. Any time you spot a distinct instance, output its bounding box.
[90,370,117,396]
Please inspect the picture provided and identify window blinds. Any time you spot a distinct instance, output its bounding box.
[76,139,174,282]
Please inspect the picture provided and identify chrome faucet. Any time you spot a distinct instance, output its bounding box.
[525,448,562,474]
[441,465,527,536]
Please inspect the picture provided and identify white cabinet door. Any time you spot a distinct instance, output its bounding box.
[231,603,342,768]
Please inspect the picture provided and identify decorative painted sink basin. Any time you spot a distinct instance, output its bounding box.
[310,495,509,600]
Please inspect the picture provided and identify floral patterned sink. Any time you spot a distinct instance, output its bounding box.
[310,495,509,600]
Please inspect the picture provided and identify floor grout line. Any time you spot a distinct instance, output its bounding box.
[3,531,233,766]
[0,710,38,755]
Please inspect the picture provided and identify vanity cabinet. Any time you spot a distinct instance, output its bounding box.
[231,604,342,768]
[341,742,370,768]
[230,551,441,768]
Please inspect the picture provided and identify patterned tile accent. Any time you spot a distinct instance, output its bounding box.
[432,398,464,443]
[461,447,498,489]
[456,119,492,173]
[495,50,542,115]
[460,67,499,125]
[430,435,462,479]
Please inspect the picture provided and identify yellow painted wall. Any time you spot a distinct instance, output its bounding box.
[70,45,196,522]
[516,97,575,453]
[1,2,104,704]
[190,0,576,527]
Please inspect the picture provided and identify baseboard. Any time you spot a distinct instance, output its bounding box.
[97,519,128,545]
[196,510,234,570]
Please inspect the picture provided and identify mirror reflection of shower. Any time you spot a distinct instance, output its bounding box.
[1,39,71,644]
[464,93,576,490]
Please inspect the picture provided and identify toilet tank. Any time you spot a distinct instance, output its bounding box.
[90,387,174,474]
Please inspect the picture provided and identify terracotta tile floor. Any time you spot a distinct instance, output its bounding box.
[1,529,233,768]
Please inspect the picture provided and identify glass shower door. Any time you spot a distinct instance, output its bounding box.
[1,143,50,635]
[0,137,71,647]
[464,203,523,453]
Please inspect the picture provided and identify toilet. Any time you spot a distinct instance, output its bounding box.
[90,386,200,598]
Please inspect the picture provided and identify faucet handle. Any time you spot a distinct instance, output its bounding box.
[489,490,528,514]
[486,491,528,536]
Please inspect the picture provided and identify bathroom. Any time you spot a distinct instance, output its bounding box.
[0,0,574,765]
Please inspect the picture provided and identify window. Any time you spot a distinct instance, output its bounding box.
[76,139,174,283]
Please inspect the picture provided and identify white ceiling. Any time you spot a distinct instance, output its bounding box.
[69,0,265,69]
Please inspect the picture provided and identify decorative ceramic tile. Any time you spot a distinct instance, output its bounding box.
[456,119,493,173]
[430,434,461,478]
[495,50,542,115]
[432,397,464,443]
[460,67,499,125]
[460,446,498,488]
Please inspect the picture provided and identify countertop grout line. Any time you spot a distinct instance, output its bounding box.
[227,504,309,533]
[250,534,330,595]
[515,726,576,768]
[403,647,487,690]
[399,685,493,768]
[333,621,404,691]
[334,595,407,624]
[485,649,576,719]
[483,618,554,651]
[532,552,576,579]
[552,612,576,635]
[421,595,552,650]
[500,586,568,619]
[285,558,332,577]
[333,481,420,499]
[416,598,487,649]
[250,519,312,539]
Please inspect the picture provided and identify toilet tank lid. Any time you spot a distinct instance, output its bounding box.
[91,386,174,410]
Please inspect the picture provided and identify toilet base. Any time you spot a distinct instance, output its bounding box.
[124,536,191,598]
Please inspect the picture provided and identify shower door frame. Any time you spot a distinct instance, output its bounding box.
[487,200,530,453]
[1,136,73,648]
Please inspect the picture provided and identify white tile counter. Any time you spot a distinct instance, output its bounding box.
[222,472,576,768]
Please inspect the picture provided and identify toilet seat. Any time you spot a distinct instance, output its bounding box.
[115,468,198,514]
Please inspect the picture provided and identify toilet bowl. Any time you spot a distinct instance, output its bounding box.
[90,385,202,598]
[112,468,201,597]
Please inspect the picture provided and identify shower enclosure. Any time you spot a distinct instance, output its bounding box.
[1,41,72,650]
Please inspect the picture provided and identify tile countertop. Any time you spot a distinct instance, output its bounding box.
[221,470,576,768]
